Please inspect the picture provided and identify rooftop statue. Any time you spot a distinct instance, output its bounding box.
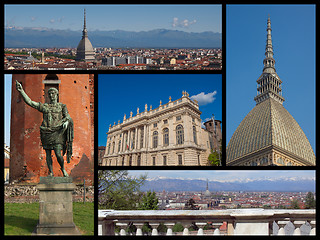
[15,80,74,177]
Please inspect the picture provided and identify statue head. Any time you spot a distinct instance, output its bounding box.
[48,88,59,103]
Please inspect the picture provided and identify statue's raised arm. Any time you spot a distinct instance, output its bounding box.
[15,80,40,109]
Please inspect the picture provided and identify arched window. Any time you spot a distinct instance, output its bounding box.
[118,140,121,152]
[140,127,144,149]
[153,131,158,148]
[163,128,169,146]
[176,125,184,145]
[193,126,197,145]
[163,155,167,166]
[137,155,141,166]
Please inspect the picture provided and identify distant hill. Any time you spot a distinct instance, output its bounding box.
[5,27,222,49]
[141,177,315,192]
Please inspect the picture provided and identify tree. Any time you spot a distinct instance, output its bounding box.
[290,199,300,209]
[184,198,198,210]
[208,140,222,166]
[305,192,316,209]
[98,170,146,210]
[139,191,159,210]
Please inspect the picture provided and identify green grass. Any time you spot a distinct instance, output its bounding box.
[4,202,94,235]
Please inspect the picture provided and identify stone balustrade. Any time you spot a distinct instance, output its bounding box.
[98,209,315,236]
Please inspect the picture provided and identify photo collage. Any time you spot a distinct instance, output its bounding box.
[3,4,316,237]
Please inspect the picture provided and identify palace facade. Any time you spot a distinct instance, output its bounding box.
[101,91,221,166]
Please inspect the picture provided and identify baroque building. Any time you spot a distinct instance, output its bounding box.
[76,9,95,62]
[227,17,315,166]
[102,91,221,166]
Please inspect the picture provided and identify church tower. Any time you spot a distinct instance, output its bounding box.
[76,9,95,62]
[227,17,315,166]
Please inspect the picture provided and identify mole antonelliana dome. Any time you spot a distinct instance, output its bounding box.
[227,17,315,166]
[76,9,95,62]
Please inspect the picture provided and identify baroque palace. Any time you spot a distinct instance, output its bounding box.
[101,91,221,166]
[227,17,315,166]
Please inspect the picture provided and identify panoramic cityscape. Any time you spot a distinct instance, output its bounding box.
[4,5,222,70]
[98,170,316,235]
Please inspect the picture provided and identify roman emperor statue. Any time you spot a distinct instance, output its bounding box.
[16,80,74,177]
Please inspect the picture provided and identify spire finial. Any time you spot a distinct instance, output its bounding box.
[254,16,285,105]
[263,16,275,73]
[82,8,88,38]
[84,8,86,30]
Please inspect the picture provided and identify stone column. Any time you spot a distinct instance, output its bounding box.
[134,127,138,150]
[137,127,141,150]
[181,222,190,235]
[143,125,147,149]
[164,223,175,236]
[116,223,127,236]
[33,177,81,235]
[133,223,144,236]
[292,221,304,235]
[309,221,316,235]
[212,223,222,235]
[149,223,160,236]
[128,130,132,151]
[196,222,207,235]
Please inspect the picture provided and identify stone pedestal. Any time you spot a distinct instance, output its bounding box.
[33,176,81,235]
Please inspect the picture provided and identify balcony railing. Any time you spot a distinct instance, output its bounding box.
[98,209,315,236]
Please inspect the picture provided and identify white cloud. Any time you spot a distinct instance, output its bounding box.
[172,17,197,28]
[190,91,217,106]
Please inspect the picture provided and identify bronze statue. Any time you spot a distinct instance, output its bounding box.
[15,80,73,177]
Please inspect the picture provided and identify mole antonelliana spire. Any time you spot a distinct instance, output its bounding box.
[76,8,95,62]
[227,16,315,166]
[254,16,285,105]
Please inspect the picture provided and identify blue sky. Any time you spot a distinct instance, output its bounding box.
[127,170,315,182]
[5,4,221,33]
[98,74,222,146]
[226,5,316,152]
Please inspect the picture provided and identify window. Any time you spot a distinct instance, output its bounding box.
[163,119,168,124]
[153,131,158,148]
[132,131,135,150]
[176,125,184,144]
[163,156,167,166]
[176,116,181,121]
[140,127,144,149]
[163,128,169,146]
[107,143,111,155]
[178,155,183,165]
[152,156,156,166]
[129,156,132,166]
[193,126,197,145]
[277,157,285,165]
[137,155,141,166]
[153,123,157,128]
[118,140,121,152]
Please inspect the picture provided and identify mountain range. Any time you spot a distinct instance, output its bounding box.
[140,177,315,192]
[5,27,222,48]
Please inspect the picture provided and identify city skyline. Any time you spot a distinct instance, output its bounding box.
[226,5,315,153]
[98,74,222,146]
[127,170,315,182]
[5,4,221,33]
